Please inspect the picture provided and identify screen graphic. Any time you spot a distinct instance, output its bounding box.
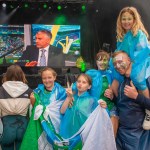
[0,24,81,67]
[0,25,24,66]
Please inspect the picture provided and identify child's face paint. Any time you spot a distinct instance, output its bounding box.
[96,56,109,70]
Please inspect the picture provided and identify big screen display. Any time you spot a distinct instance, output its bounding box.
[0,24,81,67]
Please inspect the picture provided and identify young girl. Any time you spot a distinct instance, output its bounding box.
[20,67,67,150]
[0,65,32,150]
[30,67,67,132]
[60,74,107,139]
[112,6,150,129]
[95,50,118,137]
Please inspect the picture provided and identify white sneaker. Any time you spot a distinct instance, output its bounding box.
[143,109,150,130]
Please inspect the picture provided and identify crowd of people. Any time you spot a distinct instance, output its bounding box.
[0,6,150,150]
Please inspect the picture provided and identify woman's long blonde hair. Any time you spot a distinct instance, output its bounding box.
[117,7,149,41]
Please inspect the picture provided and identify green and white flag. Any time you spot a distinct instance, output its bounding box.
[20,94,116,150]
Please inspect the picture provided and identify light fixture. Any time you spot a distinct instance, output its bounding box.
[2,3,7,8]
[64,5,67,9]
[81,5,86,11]
[57,5,62,11]
[43,3,48,9]
[10,4,14,9]
[24,3,29,8]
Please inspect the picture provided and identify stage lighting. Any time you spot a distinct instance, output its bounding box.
[64,5,67,9]
[81,5,86,11]
[54,15,66,24]
[2,3,7,8]
[43,3,48,9]
[57,5,62,11]
[10,5,14,9]
[24,3,29,8]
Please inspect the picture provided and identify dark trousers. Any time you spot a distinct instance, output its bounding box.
[0,115,28,150]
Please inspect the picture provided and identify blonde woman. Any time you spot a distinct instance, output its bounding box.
[111,6,150,129]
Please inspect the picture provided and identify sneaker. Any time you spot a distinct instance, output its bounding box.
[143,109,150,130]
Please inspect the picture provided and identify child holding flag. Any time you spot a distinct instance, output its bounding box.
[20,67,67,150]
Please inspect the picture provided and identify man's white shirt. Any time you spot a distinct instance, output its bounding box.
[37,45,50,66]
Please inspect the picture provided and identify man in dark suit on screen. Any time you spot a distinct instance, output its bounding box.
[18,30,65,67]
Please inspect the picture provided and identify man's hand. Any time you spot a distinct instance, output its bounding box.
[124,81,138,99]
[25,61,37,67]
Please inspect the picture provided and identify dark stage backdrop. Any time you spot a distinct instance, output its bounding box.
[0,0,150,67]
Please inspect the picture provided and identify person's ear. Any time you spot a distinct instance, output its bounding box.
[126,56,130,63]
[88,85,91,90]
[54,76,56,81]
[46,37,51,44]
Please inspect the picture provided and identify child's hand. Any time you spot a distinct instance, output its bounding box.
[66,88,73,97]
[30,92,36,106]
[68,97,74,108]
[66,88,74,108]
[104,86,114,100]
[98,99,107,108]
